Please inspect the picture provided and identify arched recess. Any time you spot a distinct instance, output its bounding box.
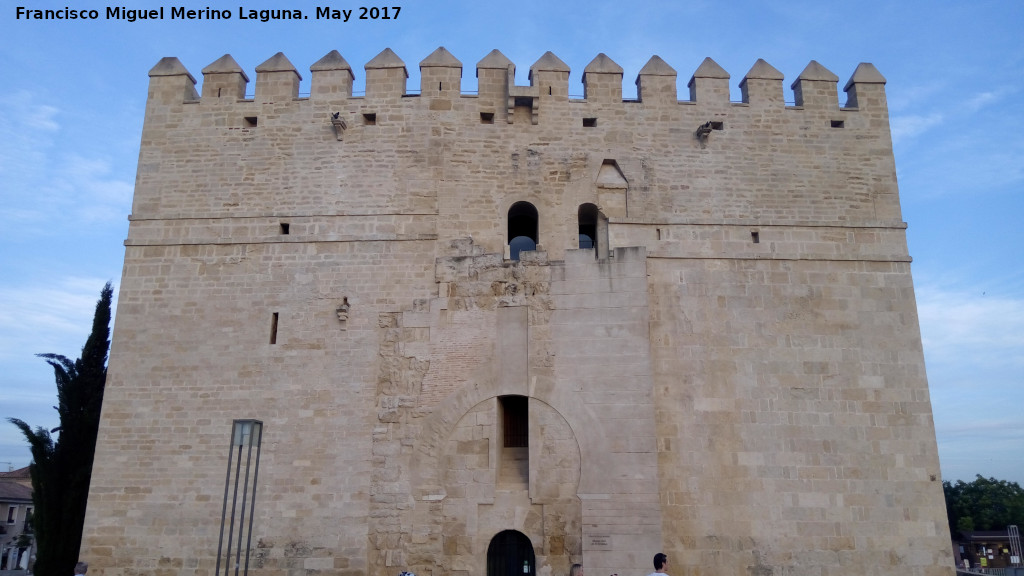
[508,201,539,260]
[487,530,536,576]
[405,392,583,576]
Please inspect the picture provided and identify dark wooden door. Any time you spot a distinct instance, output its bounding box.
[487,530,535,576]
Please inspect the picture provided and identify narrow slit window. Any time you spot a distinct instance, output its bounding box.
[280,223,290,235]
[751,231,760,244]
[243,116,258,128]
[363,113,377,126]
[583,118,597,128]
[269,313,279,345]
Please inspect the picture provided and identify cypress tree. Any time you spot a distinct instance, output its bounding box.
[8,281,112,576]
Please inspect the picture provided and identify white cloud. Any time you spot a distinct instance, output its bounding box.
[917,285,1024,371]
[21,102,59,132]
[887,82,945,113]
[918,281,1024,483]
[890,112,944,144]
[0,90,134,233]
[965,91,997,112]
[0,277,114,366]
[0,91,58,180]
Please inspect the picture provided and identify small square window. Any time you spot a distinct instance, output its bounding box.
[480,112,494,124]
[751,231,760,244]
[243,116,258,128]
[710,121,724,131]
[831,120,845,128]
[583,118,597,128]
[363,113,377,126]
[280,223,290,235]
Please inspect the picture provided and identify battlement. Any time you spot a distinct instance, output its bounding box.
[134,46,905,252]
[148,48,887,114]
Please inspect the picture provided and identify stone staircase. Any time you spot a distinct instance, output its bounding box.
[498,446,529,489]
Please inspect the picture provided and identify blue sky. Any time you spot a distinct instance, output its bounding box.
[1,0,1022,485]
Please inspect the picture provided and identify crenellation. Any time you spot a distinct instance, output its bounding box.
[791,60,840,109]
[475,49,512,96]
[739,58,785,106]
[687,57,731,106]
[419,46,463,98]
[582,53,623,103]
[310,50,355,99]
[529,51,570,100]
[200,53,248,100]
[146,57,198,104]
[635,55,678,105]
[254,51,302,101]
[152,50,891,121]
[475,50,513,122]
[843,62,888,111]
[365,47,409,99]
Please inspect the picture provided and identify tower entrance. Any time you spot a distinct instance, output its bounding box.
[486,530,535,576]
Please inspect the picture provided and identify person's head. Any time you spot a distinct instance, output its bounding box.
[570,563,583,576]
[653,553,667,571]
[74,562,89,575]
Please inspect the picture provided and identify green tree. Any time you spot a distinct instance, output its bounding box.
[944,475,1024,534]
[8,282,112,576]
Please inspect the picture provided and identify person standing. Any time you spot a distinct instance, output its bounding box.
[646,553,667,576]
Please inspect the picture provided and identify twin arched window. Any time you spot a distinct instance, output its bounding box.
[506,201,599,259]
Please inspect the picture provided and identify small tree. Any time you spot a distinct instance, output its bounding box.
[8,282,112,576]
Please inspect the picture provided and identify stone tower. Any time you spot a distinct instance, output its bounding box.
[81,48,954,576]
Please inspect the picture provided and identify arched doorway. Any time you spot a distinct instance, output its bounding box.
[487,530,536,576]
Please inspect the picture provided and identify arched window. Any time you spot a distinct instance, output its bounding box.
[508,202,538,260]
[578,203,598,249]
[487,530,536,576]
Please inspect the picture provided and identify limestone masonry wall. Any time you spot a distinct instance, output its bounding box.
[82,47,954,576]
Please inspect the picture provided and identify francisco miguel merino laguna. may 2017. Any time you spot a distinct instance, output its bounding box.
[15,6,401,22]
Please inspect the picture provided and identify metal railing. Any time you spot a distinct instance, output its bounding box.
[957,568,1024,576]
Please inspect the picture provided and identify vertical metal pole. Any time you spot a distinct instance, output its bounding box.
[242,424,263,575]
[217,421,262,576]
[225,443,244,573]
[234,431,255,576]
[1009,525,1021,566]
[215,428,239,576]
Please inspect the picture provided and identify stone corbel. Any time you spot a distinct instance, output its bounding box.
[331,112,347,141]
